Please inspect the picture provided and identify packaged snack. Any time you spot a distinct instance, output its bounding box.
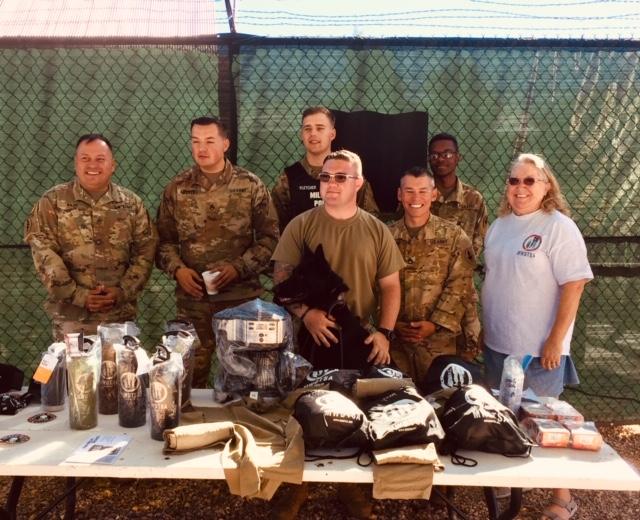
[520,402,555,420]
[563,421,603,451]
[521,417,570,448]
[547,400,584,423]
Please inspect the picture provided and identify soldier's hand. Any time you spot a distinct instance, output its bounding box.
[210,263,239,290]
[85,285,120,312]
[175,267,204,299]
[396,321,436,343]
[302,309,338,347]
[365,332,391,365]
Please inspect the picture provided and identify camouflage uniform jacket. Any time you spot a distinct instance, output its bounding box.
[271,156,380,230]
[156,160,279,302]
[24,179,158,322]
[431,178,488,258]
[389,215,475,336]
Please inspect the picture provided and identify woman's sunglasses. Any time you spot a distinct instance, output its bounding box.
[507,177,548,186]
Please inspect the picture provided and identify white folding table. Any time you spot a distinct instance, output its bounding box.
[1,390,639,519]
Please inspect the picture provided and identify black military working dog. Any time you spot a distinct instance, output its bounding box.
[273,244,372,370]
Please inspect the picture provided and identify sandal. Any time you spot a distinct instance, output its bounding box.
[541,497,578,520]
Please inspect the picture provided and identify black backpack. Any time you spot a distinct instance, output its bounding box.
[362,385,445,451]
[421,355,485,395]
[440,385,534,464]
[293,389,370,450]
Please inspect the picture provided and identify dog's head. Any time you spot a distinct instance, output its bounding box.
[273,244,348,311]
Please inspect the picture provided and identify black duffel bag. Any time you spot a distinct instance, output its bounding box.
[440,384,534,462]
[362,385,445,451]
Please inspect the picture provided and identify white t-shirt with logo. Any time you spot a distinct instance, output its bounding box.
[481,209,593,357]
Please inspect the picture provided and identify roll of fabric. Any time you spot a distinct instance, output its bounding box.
[163,421,235,452]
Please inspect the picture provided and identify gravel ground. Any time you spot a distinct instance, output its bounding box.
[2,424,638,519]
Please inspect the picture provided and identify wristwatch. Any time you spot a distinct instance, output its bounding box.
[377,327,396,341]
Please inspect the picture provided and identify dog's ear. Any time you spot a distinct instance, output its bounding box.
[303,243,314,259]
[314,244,328,265]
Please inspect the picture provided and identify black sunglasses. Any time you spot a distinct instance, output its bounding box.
[507,176,548,186]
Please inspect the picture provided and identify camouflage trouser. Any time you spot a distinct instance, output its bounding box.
[456,286,482,359]
[176,296,251,388]
[391,334,457,388]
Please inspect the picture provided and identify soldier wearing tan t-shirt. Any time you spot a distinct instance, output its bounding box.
[271,149,404,520]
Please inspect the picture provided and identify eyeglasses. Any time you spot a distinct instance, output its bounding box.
[318,172,359,183]
[507,177,549,186]
[428,151,457,161]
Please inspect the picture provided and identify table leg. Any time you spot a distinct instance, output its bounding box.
[483,487,523,520]
[1,476,25,520]
[64,477,76,520]
[431,486,469,520]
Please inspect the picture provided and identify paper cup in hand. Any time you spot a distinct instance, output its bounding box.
[202,270,221,295]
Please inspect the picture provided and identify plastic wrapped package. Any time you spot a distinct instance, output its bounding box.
[162,329,195,407]
[41,342,67,412]
[520,402,555,420]
[66,334,101,430]
[563,420,603,451]
[98,322,140,415]
[544,398,584,423]
[114,336,149,428]
[212,299,311,410]
[520,417,570,448]
[149,345,184,441]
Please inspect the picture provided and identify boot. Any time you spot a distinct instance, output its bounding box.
[269,483,309,520]
[337,483,373,519]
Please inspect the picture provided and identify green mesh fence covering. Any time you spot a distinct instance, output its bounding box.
[0,37,638,422]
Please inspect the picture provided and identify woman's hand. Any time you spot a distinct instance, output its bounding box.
[540,338,563,370]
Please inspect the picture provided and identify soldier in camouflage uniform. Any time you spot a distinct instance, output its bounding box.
[24,134,157,340]
[390,167,475,385]
[156,116,279,387]
[271,106,379,232]
[428,133,488,359]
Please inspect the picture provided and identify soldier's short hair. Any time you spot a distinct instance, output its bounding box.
[76,133,113,151]
[428,133,459,152]
[401,166,435,186]
[302,106,335,126]
[324,149,363,178]
[190,116,228,138]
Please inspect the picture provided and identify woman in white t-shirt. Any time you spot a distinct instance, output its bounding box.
[482,153,593,520]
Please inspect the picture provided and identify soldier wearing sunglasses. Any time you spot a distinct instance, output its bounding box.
[271,106,379,233]
[428,133,488,361]
[272,148,404,519]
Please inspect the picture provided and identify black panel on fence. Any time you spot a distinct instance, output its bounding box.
[332,110,428,213]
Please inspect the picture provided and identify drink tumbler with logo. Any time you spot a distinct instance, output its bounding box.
[162,329,195,407]
[97,324,123,414]
[41,342,67,412]
[67,336,101,430]
[149,345,183,441]
[116,335,147,428]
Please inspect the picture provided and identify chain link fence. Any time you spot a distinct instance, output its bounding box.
[0,37,638,422]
